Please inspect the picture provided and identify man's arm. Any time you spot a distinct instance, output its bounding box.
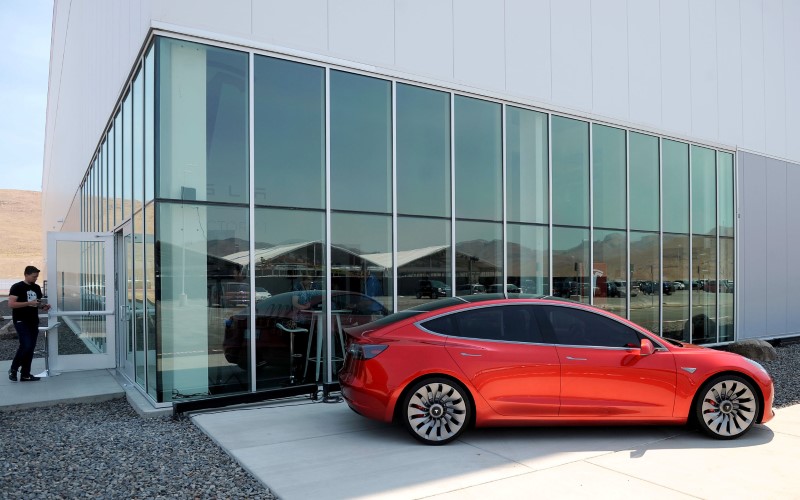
[8,291,37,309]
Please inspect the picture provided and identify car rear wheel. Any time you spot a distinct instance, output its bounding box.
[695,374,760,439]
[402,378,471,445]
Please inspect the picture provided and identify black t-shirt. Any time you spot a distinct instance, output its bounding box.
[9,281,43,326]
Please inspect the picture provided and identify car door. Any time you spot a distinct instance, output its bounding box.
[536,305,677,418]
[429,305,560,417]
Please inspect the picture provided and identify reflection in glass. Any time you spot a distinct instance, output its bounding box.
[692,235,717,344]
[255,56,325,209]
[330,71,391,213]
[507,223,549,295]
[145,45,155,204]
[157,38,249,204]
[592,124,626,229]
[455,221,502,293]
[134,209,145,385]
[629,132,659,231]
[114,112,123,225]
[133,68,144,215]
[592,229,626,316]
[145,203,157,399]
[56,316,106,356]
[662,139,689,234]
[552,116,589,227]
[552,226,590,304]
[397,217,451,310]
[718,152,734,237]
[630,231,660,333]
[719,237,734,342]
[123,90,132,220]
[506,106,548,224]
[692,145,716,236]
[157,202,250,402]
[251,208,326,389]
[454,96,501,221]
[663,234,690,340]
[397,84,451,217]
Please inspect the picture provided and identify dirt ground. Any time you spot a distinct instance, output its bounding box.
[0,189,43,290]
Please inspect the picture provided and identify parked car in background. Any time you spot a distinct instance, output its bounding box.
[638,280,673,296]
[672,281,686,291]
[339,295,775,445]
[221,282,250,308]
[704,280,733,293]
[612,281,638,298]
[255,287,272,301]
[416,280,451,299]
[456,284,486,296]
[487,283,522,294]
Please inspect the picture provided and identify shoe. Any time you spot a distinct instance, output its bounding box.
[19,374,41,382]
[8,369,17,382]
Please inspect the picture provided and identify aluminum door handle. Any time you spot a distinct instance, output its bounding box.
[460,353,482,357]
[565,356,587,361]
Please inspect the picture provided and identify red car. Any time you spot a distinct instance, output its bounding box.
[339,295,775,445]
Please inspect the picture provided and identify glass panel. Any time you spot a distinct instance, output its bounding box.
[251,207,327,389]
[692,235,717,344]
[629,132,659,231]
[330,70,391,213]
[719,237,735,342]
[397,83,451,217]
[157,38,249,204]
[718,152,734,237]
[114,112,123,224]
[145,45,155,204]
[692,145,717,236]
[55,316,106,356]
[663,234,690,341]
[254,56,325,209]
[552,116,589,227]
[455,221,502,294]
[592,229,626,317]
[454,96,502,221]
[630,231,660,334]
[157,202,250,402]
[123,90,132,219]
[145,203,157,399]
[397,216,451,310]
[552,227,590,303]
[506,106,548,224]
[133,68,144,216]
[662,139,689,233]
[507,223,549,295]
[133,209,145,385]
[592,124,626,229]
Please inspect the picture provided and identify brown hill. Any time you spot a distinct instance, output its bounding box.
[0,189,43,284]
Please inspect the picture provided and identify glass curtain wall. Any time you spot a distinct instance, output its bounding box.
[73,35,742,403]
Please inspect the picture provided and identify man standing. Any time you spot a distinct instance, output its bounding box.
[8,266,50,382]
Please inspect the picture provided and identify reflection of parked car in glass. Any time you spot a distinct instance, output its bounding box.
[611,281,638,298]
[255,287,272,301]
[221,282,250,308]
[672,281,685,290]
[552,280,579,298]
[704,280,733,293]
[416,280,451,299]
[456,284,486,296]
[640,281,674,295]
[223,291,389,373]
[487,284,521,294]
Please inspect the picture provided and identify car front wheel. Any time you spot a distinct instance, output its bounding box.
[402,377,471,445]
[695,374,760,439]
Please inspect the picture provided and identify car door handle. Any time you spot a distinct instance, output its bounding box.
[565,356,587,361]
[460,353,482,357]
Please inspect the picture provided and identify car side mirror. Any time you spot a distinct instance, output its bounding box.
[640,338,654,356]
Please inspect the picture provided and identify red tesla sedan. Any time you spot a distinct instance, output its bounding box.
[339,295,775,445]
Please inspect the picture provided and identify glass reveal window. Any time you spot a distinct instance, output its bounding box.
[552,116,589,227]
[592,124,626,230]
[397,216,451,309]
[663,139,689,234]
[629,132,659,232]
[507,223,549,295]
[506,106,548,224]
[552,227,590,304]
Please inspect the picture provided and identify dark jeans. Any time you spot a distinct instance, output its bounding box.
[11,321,39,376]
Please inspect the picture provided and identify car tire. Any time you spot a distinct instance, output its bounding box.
[416,292,422,299]
[694,374,760,440]
[401,377,472,445]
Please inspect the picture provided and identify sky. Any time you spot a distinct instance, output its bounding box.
[0,0,53,192]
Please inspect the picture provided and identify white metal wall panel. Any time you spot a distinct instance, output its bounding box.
[250,0,328,53]
[328,0,395,67]
[590,0,628,120]
[150,0,251,37]
[762,0,787,159]
[785,0,800,161]
[627,0,661,127]
[550,0,592,111]
[659,0,692,135]
[786,164,800,335]
[395,0,453,81]
[738,152,768,339]
[740,0,767,153]
[764,158,787,336]
[453,0,506,92]
[716,0,743,146]
[505,0,551,101]
[689,0,718,141]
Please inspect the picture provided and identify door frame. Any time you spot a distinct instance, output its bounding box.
[45,231,116,371]
[116,224,135,380]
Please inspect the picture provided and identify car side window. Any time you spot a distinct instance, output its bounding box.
[422,306,543,343]
[540,306,640,348]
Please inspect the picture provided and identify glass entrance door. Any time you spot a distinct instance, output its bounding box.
[118,225,135,380]
[45,231,116,371]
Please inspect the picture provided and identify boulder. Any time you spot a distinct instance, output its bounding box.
[726,339,777,362]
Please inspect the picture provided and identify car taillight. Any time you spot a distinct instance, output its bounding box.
[347,343,388,360]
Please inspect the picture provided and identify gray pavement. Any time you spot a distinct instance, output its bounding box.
[3,360,799,499]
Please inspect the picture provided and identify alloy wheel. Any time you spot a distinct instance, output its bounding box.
[404,379,470,445]
[697,376,759,439]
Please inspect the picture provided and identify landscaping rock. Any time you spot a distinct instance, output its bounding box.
[727,339,778,361]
